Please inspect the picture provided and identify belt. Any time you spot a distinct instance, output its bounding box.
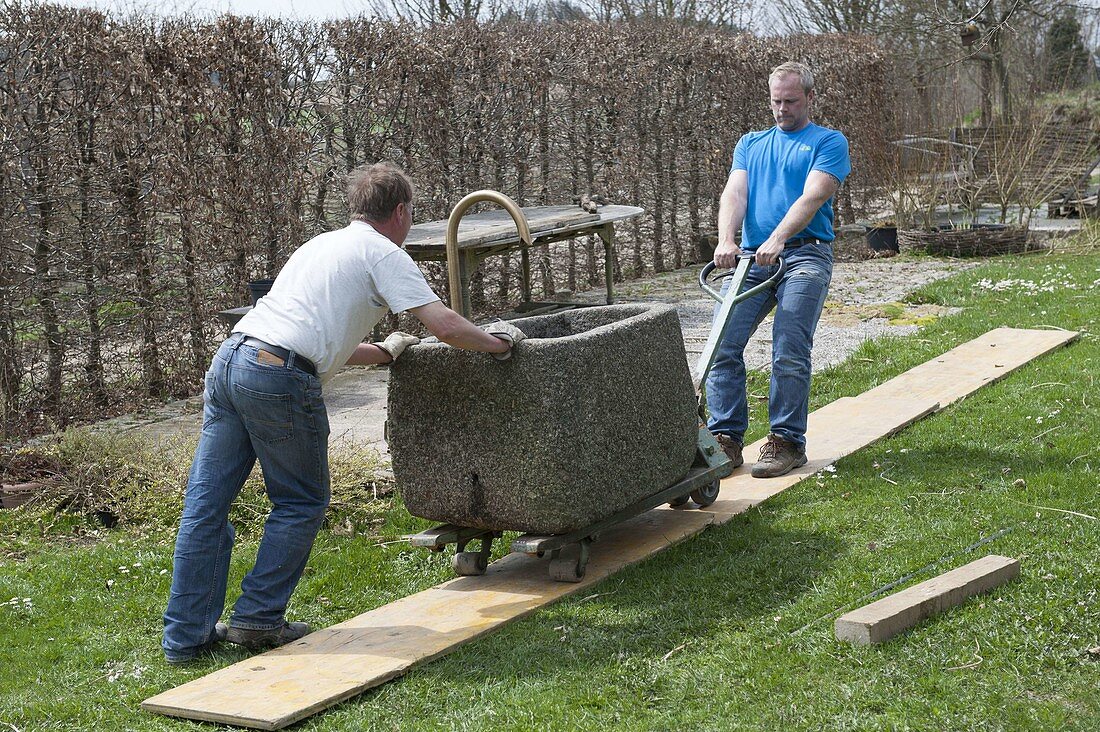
[239,337,317,377]
[786,237,828,247]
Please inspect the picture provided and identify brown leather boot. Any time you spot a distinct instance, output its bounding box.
[751,434,807,478]
[714,434,744,468]
[225,621,311,650]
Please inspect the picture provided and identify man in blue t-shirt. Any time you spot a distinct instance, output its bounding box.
[706,61,851,478]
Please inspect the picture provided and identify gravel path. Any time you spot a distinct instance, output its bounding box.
[109,254,978,449]
[574,255,978,372]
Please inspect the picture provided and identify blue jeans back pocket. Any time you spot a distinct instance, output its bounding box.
[233,383,293,444]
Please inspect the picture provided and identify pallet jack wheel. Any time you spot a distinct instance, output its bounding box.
[668,494,690,508]
[690,480,720,508]
[549,557,584,583]
[548,539,590,583]
[452,551,488,576]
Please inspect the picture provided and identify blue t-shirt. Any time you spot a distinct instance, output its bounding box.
[731,122,851,251]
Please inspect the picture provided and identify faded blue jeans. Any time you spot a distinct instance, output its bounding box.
[162,333,330,661]
[705,241,833,450]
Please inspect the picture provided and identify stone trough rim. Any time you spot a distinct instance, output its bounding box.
[411,303,676,353]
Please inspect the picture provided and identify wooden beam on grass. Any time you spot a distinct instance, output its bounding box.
[834,554,1021,645]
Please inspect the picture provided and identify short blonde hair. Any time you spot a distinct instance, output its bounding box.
[769,62,815,94]
[347,162,414,222]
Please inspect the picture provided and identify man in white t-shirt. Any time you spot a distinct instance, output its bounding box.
[162,162,522,663]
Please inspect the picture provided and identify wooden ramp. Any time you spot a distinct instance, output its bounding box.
[143,327,1076,729]
[143,509,714,729]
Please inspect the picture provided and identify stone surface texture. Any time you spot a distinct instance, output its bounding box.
[387,304,698,534]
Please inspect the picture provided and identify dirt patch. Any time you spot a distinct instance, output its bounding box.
[822,302,957,327]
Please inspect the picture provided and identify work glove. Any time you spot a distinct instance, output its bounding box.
[485,321,526,361]
[377,331,420,363]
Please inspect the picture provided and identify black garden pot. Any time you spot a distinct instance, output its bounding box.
[865,226,899,252]
[247,279,275,306]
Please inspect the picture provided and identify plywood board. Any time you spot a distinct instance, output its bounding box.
[834,554,1020,644]
[703,396,940,519]
[143,327,1076,728]
[142,509,715,730]
[858,327,1077,409]
[705,327,1077,521]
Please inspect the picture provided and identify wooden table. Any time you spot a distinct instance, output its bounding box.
[403,204,644,317]
[217,204,644,328]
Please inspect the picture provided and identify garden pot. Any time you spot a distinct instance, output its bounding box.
[694,230,718,263]
[248,279,275,305]
[1,481,45,509]
[865,226,899,252]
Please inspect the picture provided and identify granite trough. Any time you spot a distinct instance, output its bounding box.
[387,304,698,535]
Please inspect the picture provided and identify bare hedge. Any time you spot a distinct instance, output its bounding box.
[0,2,893,438]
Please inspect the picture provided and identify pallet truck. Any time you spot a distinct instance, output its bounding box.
[409,254,785,582]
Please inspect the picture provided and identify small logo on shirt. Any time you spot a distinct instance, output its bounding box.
[799,144,813,152]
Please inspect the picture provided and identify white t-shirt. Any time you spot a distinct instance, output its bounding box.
[234,221,439,383]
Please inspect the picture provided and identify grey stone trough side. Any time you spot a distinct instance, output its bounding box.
[387,304,699,534]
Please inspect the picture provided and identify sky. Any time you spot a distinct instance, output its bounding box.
[55,0,377,20]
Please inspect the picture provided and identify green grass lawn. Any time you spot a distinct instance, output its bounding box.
[2,232,1099,730]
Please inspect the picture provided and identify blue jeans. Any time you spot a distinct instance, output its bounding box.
[705,242,833,450]
[162,333,330,661]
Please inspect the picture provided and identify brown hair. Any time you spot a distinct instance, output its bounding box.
[346,161,414,222]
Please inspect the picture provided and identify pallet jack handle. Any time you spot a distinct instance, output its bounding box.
[692,254,786,390]
[698,254,787,303]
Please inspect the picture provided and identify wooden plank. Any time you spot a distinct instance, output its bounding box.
[703,396,940,519]
[706,327,1076,521]
[143,327,1076,728]
[834,555,1021,645]
[141,509,715,730]
[857,327,1077,410]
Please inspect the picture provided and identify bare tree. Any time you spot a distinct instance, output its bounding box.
[770,0,887,34]
[0,4,893,440]
[767,0,1094,127]
[368,0,517,23]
